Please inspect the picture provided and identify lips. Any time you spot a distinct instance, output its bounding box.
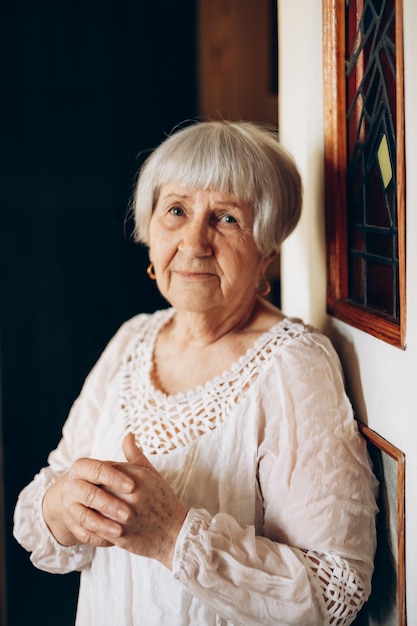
[171,265,220,281]
[175,271,216,278]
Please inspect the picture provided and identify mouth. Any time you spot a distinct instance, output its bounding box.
[174,270,217,280]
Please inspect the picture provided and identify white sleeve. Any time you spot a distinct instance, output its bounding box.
[13,316,143,574]
[13,463,95,574]
[173,508,323,626]
[173,333,378,626]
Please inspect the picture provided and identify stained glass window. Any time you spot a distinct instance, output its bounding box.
[323,0,406,347]
[346,0,399,320]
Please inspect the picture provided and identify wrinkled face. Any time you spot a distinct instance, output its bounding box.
[148,183,270,315]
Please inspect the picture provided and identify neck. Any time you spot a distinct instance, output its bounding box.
[170,296,262,347]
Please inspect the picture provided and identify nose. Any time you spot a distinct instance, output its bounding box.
[178,217,213,258]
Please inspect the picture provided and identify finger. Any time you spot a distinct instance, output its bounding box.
[122,433,143,463]
[71,458,135,493]
[122,433,155,471]
[67,478,132,524]
[69,503,124,546]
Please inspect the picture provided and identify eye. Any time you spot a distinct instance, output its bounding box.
[220,214,237,224]
[168,205,185,216]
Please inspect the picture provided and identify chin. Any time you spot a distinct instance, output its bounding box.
[174,295,219,313]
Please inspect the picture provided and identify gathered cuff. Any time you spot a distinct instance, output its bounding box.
[172,507,212,581]
[172,508,368,626]
[14,467,95,574]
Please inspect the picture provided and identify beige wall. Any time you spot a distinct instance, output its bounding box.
[279,0,416,622]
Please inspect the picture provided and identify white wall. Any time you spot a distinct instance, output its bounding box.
[279,0,416,622]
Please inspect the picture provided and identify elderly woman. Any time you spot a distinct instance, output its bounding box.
[14,121,377,626]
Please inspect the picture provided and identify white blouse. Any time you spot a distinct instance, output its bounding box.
[14,309,378,626]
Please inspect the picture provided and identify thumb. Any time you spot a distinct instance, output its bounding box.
[122,433,155,471]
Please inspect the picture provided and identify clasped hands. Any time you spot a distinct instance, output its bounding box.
[42,433,188,570]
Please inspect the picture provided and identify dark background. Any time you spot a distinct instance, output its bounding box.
[0,1,197,624]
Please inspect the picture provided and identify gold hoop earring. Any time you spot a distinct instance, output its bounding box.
[146,262,156,280]
[257,277,271,297]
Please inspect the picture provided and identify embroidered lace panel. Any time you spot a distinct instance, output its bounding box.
[298,549,366,626]
[118,311,307,456]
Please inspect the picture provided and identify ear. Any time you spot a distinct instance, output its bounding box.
[267,248,278,261]
[260,249,278,274]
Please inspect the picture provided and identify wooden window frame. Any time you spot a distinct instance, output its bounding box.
[322,0,406,348]
[357,422,406,625]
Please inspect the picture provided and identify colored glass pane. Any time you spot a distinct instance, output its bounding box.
[345,0,399,322]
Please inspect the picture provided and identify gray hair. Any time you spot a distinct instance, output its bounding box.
[132,120,302,257]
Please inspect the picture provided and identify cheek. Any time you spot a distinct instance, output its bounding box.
[224,237,261,271]
[149,231,177,266]
[218,249,263,292]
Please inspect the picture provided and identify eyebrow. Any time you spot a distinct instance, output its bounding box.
[160,193,189,201]
[160,193,241,208]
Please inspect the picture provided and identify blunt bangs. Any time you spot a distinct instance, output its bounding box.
[132,121,302,257]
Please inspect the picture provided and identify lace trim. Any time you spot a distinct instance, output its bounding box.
[118,309,309,456]
[298,549,366,625]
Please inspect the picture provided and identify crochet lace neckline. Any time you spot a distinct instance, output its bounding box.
[141,309,306,400]
[119,309,308,455]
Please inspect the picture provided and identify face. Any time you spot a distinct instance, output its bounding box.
[148,183,271,316]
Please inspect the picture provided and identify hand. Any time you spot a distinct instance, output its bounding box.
[42,456,136,548]
[107,433,188,569]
